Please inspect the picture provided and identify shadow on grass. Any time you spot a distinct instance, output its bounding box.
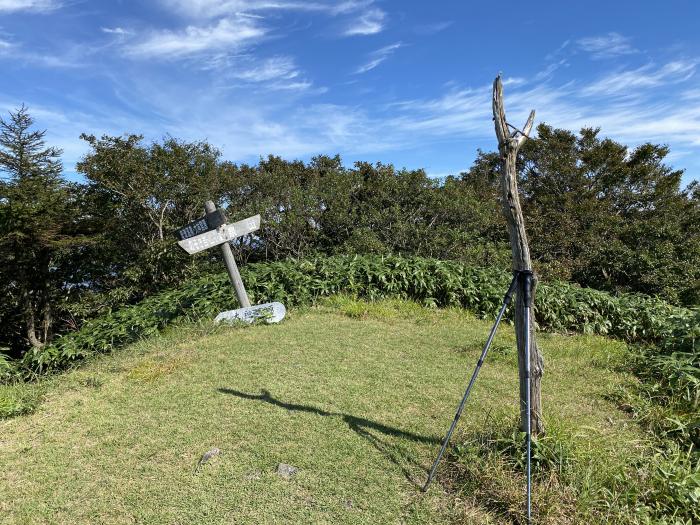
[217,387,439,487]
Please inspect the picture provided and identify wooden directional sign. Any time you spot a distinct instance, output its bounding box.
[177,214,261,255]
[175,209,227,241]
[175,201,285,325]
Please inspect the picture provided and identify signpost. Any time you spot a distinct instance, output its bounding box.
[175,209,227,242]
[176,201,285,324]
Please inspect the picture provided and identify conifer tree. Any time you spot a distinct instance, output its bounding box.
[0,105,80,352]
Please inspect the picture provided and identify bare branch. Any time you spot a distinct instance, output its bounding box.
[517,110,536,147]
[522,110,536,136]
[492,76,509,148]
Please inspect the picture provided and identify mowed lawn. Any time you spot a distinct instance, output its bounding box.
[0,299,639,524]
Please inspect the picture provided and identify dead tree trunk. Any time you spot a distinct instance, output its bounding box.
[492,75,544,435]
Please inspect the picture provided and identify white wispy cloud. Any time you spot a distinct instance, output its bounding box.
[227,55,319,91]
[681,88,700,100]
[344,7,385,36]
[126,17,266,59]
[101,27,131,36]
[159,0,374,18]
[267,80,316,91]
[0,35,89,67]
[232,56,298,81]
[544,40,570,62]
[576,32,638,59]
[0,0,60,13]
[534,59,568,81]
[355,42,400,74]
[582,60,696,96]
[414,21,453,36]
[376,59,700,156]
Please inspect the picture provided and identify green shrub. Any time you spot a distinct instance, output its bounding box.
[606,309,699,523]
[9,254,694,379]
[630,443,700,524]
[0,352,17,382]
[611,310,699,449]
[448,418,628,523]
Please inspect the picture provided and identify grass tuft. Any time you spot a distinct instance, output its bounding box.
[126,353,193,382]
[0,383,42,419]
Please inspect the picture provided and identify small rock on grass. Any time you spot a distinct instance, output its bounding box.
[276,463,298,480]
[195,448,221,471]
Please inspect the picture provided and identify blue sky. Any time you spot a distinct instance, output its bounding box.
[1,1,699,186]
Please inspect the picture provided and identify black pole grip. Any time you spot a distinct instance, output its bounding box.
[520,270,534,307]
[503,273,519,305]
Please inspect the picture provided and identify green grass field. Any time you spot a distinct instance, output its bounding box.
[0,298,642,524]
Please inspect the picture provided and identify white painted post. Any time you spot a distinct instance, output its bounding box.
[204,200,251,308]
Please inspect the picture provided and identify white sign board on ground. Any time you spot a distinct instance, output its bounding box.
[215,302,286,324]
[177,215,261,255]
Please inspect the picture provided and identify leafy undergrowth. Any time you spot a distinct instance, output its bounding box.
[442,307,700,524]
[604,309,700,524]
[445,418,699,524]
[5,255,693,380]
[0,297,648,525]
[0,382,43,419]
[618,310,699,449]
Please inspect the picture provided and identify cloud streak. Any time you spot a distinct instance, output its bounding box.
[232,56,299,81]
[355,42,401,74]
[101,27,131,36]
[582,60,696,96]
[126,17,266,58]
[344,7,385,36]
[226,55,319,91]
[576,32,638,59]
[159,0,375,18]
[0,0,60,13]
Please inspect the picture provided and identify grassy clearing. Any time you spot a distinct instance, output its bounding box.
[1,298,642,524]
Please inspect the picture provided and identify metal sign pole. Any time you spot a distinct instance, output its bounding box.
[423,273,519,492]
[424,270,536,523]
[204,200,251,308]
[521,270,534,524]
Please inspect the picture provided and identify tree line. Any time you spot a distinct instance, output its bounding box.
[1,106,698,357]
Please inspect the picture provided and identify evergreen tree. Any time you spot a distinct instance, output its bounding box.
[0,105,82,353]
[463,124,700,304]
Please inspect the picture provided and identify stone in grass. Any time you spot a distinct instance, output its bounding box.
[195,448,221,471]
[276,463,298,480]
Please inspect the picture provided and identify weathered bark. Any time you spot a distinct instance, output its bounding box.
[492,75,544,435]
[26,310,44,349]
[19,254,54,349]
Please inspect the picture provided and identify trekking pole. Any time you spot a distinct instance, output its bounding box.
[521,270,534,524]
[423,273,519,492]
